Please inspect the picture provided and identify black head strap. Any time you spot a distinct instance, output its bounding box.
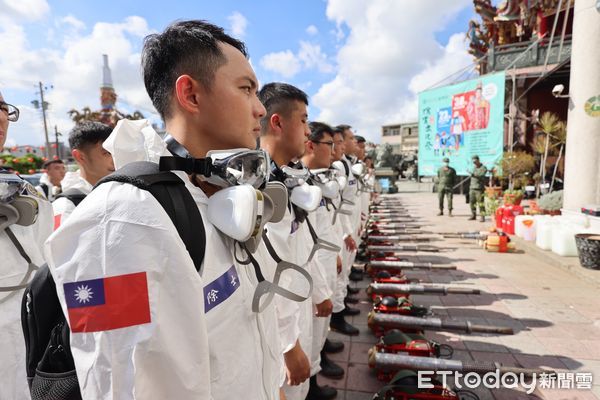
[160,135,213,176]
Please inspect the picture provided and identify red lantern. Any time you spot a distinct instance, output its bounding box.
[53,155,59,160]
[51,143,58,149]
[40,146,45,151]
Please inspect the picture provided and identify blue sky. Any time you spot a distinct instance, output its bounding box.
[1,0,476,147]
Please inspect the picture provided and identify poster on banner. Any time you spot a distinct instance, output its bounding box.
[418,72,505,176]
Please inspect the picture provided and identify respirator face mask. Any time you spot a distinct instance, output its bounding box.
[351,162,365,178]
[0,172,42,297]
[310,168,340,200]
[280,164,322,212]
[161,140,283,252]
[0,172,40,231]
[207,181,288,253]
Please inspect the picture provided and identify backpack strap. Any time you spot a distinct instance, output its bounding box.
[95,161,205,273]
[54,189,87,207]
[342,158,350,177]
[39,183,49,198]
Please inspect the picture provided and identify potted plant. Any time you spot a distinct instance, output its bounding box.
[503,189,524,206]
[484,195,500,217]
[537,190,563,215]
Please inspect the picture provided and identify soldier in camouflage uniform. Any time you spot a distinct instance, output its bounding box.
[436,157,456,216]
[468,155,488,222]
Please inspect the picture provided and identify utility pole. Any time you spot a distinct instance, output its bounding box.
[32,82,51,159]
[54,125,61,159]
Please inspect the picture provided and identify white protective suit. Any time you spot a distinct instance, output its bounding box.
[308,198,339,375]
[281,210,327,400]
[45,120,282,400]
[332,157,359,312]
[52,170,93,229]
[1,191,52,399]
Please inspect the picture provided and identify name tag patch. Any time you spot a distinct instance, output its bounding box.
[204,265,240,312]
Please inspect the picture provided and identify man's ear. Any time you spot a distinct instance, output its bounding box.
[72,148,84,164]
[175,75,201,114]
[269,113,283,135]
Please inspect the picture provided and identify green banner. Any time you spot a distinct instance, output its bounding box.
[418,72,505,176]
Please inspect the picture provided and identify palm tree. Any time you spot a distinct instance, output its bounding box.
[535,112,561,196]
[550,120,567,192]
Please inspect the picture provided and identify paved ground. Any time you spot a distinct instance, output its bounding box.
[320,189,600,400]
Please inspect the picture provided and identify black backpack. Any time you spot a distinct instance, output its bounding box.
[53,189,87,207]
[21,161,206,400]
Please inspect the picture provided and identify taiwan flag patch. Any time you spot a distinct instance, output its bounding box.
[63,271,151,333]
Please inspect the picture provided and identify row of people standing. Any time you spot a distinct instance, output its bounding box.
[1,19,374,400]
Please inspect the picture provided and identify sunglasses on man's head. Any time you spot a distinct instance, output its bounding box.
[0,102,20,122]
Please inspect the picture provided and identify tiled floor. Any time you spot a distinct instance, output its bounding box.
[319,189,600,400]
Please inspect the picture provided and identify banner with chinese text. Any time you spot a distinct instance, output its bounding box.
[417,72,505,176]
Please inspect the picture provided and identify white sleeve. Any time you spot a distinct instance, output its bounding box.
[339,205,355,238]
[310,255,332,304]
[45,183,211,400]
[265,214,302,354]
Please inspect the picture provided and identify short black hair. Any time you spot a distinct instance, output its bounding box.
[68,121,112,151]
[258,82,308,133]
[355,135,365,143]
[141,20,247,120]
[308,121,333,142]
[43,159,64,169]
[335,124,352,138]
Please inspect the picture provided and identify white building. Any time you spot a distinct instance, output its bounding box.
[381,122,419,155]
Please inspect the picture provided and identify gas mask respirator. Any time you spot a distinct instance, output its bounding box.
[161,138,310,313]
[0,172,42,296]
[160,145,288,253]
[281,164,322,212]
[0,172,40,231]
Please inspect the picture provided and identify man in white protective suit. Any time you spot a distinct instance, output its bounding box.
[44,20,285,400]
[36,159,66,202]
[258,82,330,400]
[329,125,361,335]
[301,121,347,399]
[0,90,53,399]
[354,135,371,236]
[52,121,115,229]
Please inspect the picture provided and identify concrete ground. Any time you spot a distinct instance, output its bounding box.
[320,188,600,400]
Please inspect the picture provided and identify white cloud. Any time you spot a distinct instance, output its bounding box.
[260,41,335,79]
[408,33,473,95]
[306,25,318,36]
[0,16,158,147]
[228,11,248,38]
[0,0,49,22]
[313,0,472,142]
[260,50,302,78]
[60,15,86,32]
[298,41,334,73]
